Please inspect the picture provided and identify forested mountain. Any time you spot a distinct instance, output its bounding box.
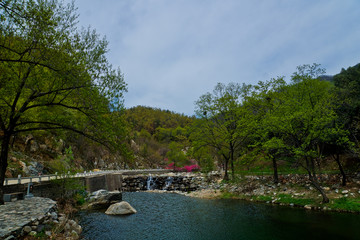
[125,106,193,135]
[124,106,194,169]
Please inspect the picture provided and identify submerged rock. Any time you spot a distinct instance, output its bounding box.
[105,201,137,215]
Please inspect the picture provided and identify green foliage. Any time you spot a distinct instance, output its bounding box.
[199,156,215,173]
[73,190,87,206]
[251,194,315,206]
[166,142,189,168]
[0,0,128,148]
[189,63,359,202]
[251,195,273,202]
[251,65,339,169]
[275,194,315,206]
[0,0,129,201]
[125,106,193,136]
[50,147,84,198]
[139,129,152,139]
[51,176,85,199]
[124,106,194,168]
[137,142,163,168]
[48,147,74,174]
[330,197,360,212]
[191,82,254,180]
[34,230,49,239]
[221,191,238,199]
[236,148,265,171]
[333,63,360,152]
[188,146,214,173]
[247,64,341,202]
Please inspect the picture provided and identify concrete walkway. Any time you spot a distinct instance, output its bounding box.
[0,197,56,239]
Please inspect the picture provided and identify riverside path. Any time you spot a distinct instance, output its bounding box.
[4,169,172,186]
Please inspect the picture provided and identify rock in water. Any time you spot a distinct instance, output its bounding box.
[105,201,137,215]
[86,190,123,210]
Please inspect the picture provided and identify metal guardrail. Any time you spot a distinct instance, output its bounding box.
[4,169,172,186]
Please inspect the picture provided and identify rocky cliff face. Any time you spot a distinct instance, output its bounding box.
[6,133,125,178]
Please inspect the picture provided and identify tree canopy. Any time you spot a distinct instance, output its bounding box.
[191,82,253,180]
[188,63,360,202]
[0,0,127,204]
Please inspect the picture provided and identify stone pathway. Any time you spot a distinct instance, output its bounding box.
[0,197,56,239]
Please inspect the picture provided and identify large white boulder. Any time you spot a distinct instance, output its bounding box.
[105,201,137,215]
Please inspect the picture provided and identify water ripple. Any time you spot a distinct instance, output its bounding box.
[79,192,360,240]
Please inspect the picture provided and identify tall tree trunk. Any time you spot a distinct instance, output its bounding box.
[352,133,359,147]
[223,158,229,181]
[272,156,279,184]
[0,133,11,205]
[310,157,316,177]
[309,173,329,203]
[305,157,329,203]
[230,148,235,181]
[334,153,346,186]
[230,159,235,180]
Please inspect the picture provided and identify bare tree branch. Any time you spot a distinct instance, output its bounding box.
[13,121,109,148]
[0,58,59,72]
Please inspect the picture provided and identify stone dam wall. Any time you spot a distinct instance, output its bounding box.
[121,174,207,192]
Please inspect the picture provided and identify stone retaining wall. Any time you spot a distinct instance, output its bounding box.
[121,174,208,192]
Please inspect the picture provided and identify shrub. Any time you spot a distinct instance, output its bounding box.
[165,162,200,172]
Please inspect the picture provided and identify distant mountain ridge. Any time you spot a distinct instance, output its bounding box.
[319,75,334,82]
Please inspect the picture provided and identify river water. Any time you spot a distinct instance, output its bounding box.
[79,192,360,240]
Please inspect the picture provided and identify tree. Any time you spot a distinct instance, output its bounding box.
[320,124,353,186]
[0,0,127,204]
[187,144,214,173]
[246,77,287,184]
[264,64,335,203]
[166,142,188,170]
[50,146,84,198]
[191,82,252,180]
[333,63,360,151]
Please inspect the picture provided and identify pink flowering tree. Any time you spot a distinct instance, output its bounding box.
[164,158,200,172]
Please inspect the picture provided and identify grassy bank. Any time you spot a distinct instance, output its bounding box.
[183,172,360,213]
[217,181,360,213]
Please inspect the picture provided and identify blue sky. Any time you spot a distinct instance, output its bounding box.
[68,0,360,116]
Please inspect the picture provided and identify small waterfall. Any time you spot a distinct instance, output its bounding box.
[147,175,154,190]
[164,176,173,190]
